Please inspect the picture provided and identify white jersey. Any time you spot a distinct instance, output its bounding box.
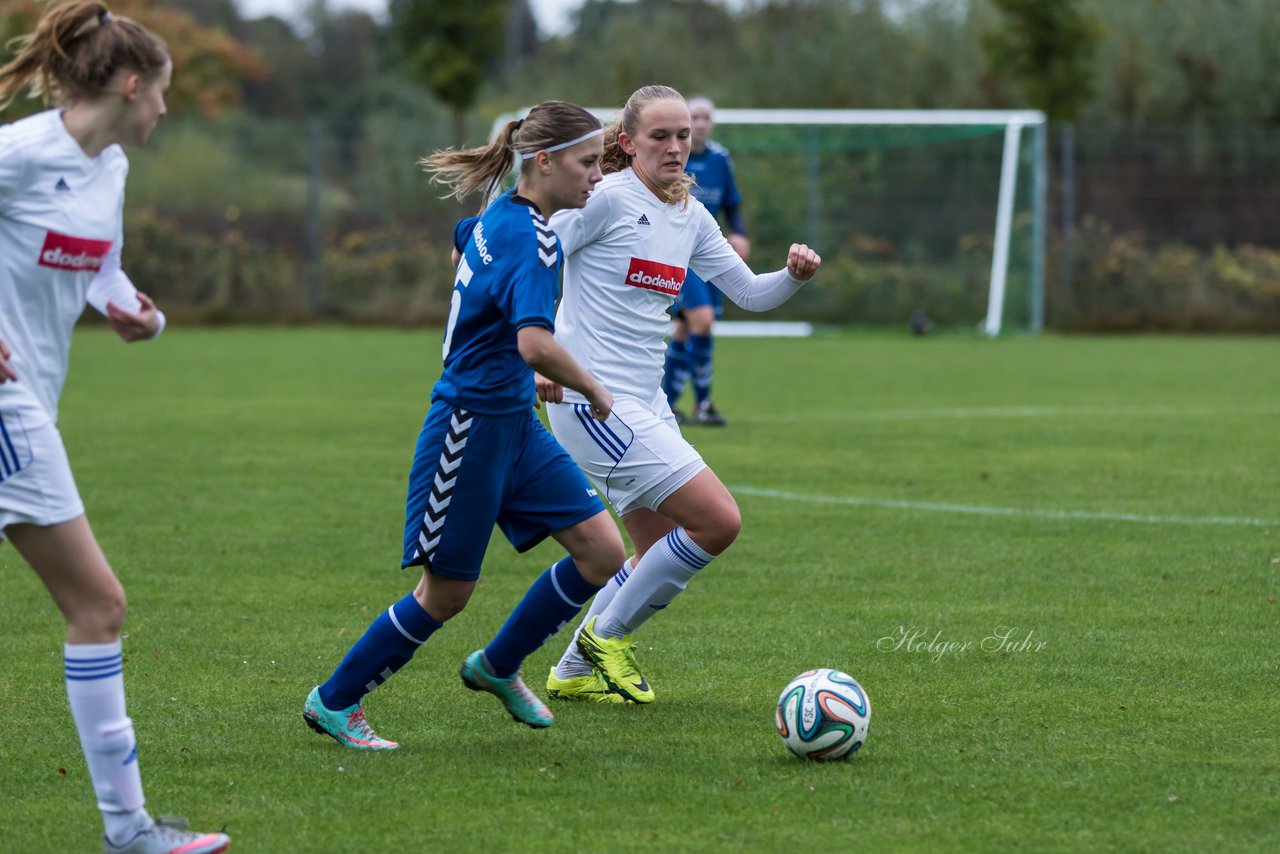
[0,109,140,425]
[550,168,741,402]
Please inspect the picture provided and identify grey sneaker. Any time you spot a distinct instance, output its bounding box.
[104,816,229,854]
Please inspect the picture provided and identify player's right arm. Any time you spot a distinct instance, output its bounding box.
[519,326,612,420]
[0,125,26,382]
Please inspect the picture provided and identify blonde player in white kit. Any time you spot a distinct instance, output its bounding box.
[540,85,821,705]
[0,4,229,853]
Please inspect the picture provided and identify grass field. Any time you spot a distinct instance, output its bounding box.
[1,327,1277,853]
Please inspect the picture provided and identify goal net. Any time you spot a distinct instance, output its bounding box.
[707,109,1047,335]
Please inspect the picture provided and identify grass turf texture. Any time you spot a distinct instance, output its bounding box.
[1,328,1276,852]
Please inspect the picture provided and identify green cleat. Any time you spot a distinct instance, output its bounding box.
[303,686,398,750]
[575,617,655,704]
[460,650,553,728]
[546,666,626,704]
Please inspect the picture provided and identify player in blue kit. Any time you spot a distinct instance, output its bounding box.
[303,101,629,749]
[661,96,750,426]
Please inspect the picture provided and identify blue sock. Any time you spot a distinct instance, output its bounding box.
[320,592,442,710]
[663,338,692,405]
[484,557,604,678]
[690,334,714,406]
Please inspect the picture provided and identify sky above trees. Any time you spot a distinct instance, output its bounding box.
[234,0,583,35]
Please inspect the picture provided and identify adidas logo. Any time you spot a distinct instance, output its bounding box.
[637,214,650,226]
[54,178,70,192]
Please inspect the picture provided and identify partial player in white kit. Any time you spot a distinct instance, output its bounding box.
[0,4,228,853]
[540,85,821,705]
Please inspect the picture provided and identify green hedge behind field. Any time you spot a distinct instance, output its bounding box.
[121,209,1280,333]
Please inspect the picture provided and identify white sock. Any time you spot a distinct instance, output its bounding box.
[555,558,632,679]
[596,527,713,638]
[65,641,151,842]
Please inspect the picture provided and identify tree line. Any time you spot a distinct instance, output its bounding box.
[3,0,1277,331]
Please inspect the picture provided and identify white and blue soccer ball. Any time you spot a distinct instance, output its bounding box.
[775,668,871,760]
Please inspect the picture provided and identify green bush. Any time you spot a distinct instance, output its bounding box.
[123,210,457,325]
[1053,218,1280,332]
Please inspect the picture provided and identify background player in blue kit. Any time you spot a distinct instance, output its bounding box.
[661,96,750,426]
[303,101,629,748]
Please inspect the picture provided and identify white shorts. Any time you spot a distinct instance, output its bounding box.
[0,409,84,541]
[547,388,706,516]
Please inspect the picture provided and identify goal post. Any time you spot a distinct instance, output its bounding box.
[492,108,1048,335]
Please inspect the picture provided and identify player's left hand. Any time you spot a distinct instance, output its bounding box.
[787,244,821,281]
[107,291,161,342]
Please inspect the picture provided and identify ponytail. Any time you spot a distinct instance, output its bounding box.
[0,2,168,109]
[422,101,602,212]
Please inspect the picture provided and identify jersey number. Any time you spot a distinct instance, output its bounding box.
[441,257,474,361]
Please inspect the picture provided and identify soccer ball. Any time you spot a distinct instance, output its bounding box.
[775,668,871,760]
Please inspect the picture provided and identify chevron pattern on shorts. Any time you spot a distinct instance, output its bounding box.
[417,408,473,563]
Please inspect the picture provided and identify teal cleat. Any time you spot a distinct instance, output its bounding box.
[303,686,398,750]
[459,650,553,728]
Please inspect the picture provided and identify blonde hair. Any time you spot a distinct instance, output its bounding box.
[601,84,694,206]
[422,100,602,212]
[0,2,168,109]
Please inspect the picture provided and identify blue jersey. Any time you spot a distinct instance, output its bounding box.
[432,191,561,415]
[686,140,744,233]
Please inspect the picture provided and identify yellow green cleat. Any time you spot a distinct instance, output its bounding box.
[546,666,627,704]
[574,616,655,704]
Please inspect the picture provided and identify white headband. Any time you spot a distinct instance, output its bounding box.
[520,128,604,160]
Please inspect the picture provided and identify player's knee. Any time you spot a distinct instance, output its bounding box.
[576,542,628,586]
[715,506,742,550]
[687,314,714,336]
[101,582,127,635]
[415,582,472,623]
[424,595,467,622]
[69,576,126,639]
[691,503,741,556]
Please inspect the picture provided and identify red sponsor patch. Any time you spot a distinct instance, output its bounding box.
[625,257,685,296]
[38,231,112,272]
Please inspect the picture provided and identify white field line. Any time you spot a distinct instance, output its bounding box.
[738,404,1280,424]
[732,486,1279,528]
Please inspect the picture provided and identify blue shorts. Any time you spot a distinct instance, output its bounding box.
[401,400,603,580]
[673,269,724,319]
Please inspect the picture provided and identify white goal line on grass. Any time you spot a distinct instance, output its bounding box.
[738,404,1280,424]
[733,486,1278,529]
[693,320,814,338]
